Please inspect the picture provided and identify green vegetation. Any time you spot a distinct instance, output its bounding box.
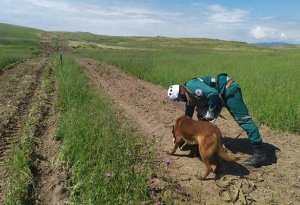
[55,55,152,204]
[4,68,52,205]
[4,115,35,205]
[0,23,42,70]
[2,23,299,204]
[58,32,300,134]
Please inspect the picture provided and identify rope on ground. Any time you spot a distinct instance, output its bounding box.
[216,176,256,205]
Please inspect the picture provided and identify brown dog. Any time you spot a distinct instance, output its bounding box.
[168,115,237,180]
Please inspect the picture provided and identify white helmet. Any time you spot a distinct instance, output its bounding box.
[167,85,180,101]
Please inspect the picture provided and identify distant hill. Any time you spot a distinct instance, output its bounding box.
[253,42,298,47]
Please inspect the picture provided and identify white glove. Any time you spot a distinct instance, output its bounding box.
[204,110,214,121]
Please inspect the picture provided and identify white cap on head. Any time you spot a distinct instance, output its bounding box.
[167,85,180,101]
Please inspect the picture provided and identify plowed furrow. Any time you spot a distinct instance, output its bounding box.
[0,70,43,157]
[31,66,68,205]
[0,62,46,203]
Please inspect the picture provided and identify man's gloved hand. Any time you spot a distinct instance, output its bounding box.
[204,110,215,121]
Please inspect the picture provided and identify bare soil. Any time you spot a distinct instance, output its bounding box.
[78,58,300,205]
[0,33,67,204]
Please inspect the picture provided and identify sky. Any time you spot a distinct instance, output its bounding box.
[1,0,300,44]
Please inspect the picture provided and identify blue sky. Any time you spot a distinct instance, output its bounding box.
[1,0,300,43]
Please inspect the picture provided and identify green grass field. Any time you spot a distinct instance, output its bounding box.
[58,32,300,134]
[0,23,42,70]
[1,23,299,204]
[54,55,152,204]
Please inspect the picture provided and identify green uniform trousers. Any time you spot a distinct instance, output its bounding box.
[225,82,262,144]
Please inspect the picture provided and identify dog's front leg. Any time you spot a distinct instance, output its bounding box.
[167,141,181,155]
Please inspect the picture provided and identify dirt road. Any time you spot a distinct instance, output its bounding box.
[78,58,300,204]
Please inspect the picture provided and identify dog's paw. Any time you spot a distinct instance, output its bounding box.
[195,172,207,180]
[196,175,206,181]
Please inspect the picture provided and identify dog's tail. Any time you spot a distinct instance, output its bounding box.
[217,144,238,162]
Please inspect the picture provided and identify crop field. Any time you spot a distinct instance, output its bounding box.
[0,24,300,205]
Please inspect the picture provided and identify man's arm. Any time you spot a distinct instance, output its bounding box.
[185,104,195,117]
[199,83,220,113]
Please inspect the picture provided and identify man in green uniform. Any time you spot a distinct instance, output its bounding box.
[167,73,267,167]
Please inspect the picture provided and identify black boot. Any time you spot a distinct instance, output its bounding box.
[243,144,268,167]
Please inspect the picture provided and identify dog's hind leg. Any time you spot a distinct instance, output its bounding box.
[198,145,213,180]
[214,156,222,175]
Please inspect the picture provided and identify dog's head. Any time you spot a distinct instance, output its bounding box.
[172,124,185,147]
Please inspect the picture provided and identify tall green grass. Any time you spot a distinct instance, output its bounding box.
[0,23,42,70]
[60,33,299,134]
[55,55,152,204]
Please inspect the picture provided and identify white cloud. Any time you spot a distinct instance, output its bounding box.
[21,0,172,23]
[280,33,288,39]
[207,4,248,23]
[25,0,77,12]
[250,26,288,40]
[250,26,275,39]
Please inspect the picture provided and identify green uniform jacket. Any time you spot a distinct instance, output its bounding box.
[184,74,229,118]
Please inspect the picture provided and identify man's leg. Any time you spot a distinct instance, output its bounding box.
[225,83,267,166]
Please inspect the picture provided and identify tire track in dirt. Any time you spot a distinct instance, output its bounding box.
[78,58,300,204]
[30,66,68,205]
[0,59,47,203]
[30,33,68,205]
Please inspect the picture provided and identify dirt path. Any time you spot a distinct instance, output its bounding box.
[30,65,68,205]
[78,58,300,204]
[29,33,68,205]
[0,33,67,204]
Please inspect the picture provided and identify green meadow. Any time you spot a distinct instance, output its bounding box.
[58,32,300,134]
[0,23,42,70]
[54,55,152,204]
[1,23,299,204]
